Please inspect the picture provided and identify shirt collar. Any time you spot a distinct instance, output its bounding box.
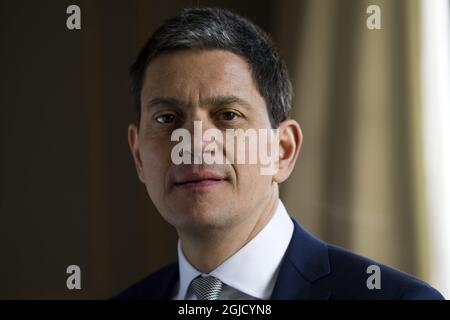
[176,199,294,299]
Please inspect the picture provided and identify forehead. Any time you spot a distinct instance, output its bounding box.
[140,50,262,102]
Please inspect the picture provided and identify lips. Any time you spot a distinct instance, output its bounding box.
[173,171,227,189]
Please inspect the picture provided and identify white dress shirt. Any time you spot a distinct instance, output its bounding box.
[173,199,294,300]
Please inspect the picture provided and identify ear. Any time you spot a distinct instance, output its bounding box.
[273,119,303,183]
[128,123,146,184]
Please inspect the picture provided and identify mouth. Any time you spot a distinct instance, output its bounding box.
[174,178,225,190]
[173,172,227,191]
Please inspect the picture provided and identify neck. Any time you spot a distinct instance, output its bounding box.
[178,187,279,273]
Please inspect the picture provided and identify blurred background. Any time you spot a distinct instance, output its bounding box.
[0,0,449,299]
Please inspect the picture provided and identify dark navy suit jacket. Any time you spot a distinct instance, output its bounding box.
[115,219,445,300]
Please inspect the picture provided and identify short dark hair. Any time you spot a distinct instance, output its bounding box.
[130,7,292,128]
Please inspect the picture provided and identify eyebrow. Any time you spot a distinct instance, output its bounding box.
[144,97,188,109]
[204,95,252,109]
[143,95,253,110]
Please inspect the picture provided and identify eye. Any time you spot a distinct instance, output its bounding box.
[155,113,176,124]
[218,110,239,121]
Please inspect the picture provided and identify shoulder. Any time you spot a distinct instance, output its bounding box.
[320,244,444,300]
[112,262,178,300]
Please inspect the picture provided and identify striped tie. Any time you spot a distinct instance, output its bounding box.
[190,275,223,300]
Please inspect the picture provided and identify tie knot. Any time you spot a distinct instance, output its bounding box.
[190,275,223,300]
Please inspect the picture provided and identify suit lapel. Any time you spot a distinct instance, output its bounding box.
[271,219,331,300]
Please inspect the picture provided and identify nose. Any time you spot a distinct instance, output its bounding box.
[180,112,221,163]
[183,109,214,132]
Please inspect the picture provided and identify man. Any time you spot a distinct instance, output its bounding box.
[116,8,444,300]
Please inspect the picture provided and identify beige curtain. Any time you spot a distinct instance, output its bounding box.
[277,0,430,280]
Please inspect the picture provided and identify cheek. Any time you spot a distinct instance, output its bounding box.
[232,164,272,209]
[139,140,172,183]
[234,164,269,189]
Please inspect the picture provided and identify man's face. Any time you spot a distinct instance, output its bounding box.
[129,50,276,233]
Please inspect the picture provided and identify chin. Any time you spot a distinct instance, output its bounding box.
[166,204,234,231]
